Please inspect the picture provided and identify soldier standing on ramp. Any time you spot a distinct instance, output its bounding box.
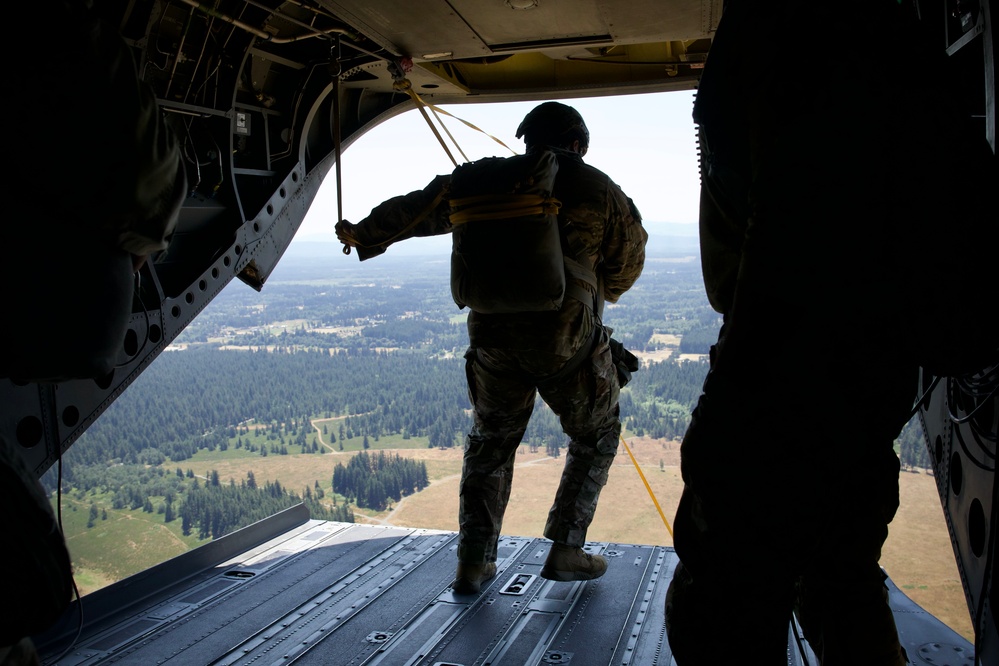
[336,101,647,593]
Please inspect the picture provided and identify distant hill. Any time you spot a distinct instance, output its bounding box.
[288,221,699,260]
[645,221,697,237]
[646,234,698,257]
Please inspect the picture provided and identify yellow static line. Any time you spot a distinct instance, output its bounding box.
[620,434,674,539]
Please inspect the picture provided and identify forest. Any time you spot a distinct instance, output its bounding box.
[70,348,473,465]
[332,451,430,511]
[50,240,932,584]
[66,462,353,541]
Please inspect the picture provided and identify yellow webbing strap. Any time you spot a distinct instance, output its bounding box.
[392,78,519,162]
[424,102,520,156]
[620,434,674,539]
[448,194,561,226]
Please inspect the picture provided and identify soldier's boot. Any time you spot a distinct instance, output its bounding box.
[452,561,497,594]
[540,544,607,581]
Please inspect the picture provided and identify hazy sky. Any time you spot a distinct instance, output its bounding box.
[294,89,700,248]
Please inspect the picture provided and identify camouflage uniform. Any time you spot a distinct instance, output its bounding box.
[341,147,646,565]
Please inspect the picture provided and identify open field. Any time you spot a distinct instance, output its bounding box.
[882,468,972,640]
[59,492,203,593]
[66,436,973,643]
[383,441,973,641]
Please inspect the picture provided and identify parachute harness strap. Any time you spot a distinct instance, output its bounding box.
[448,194,561,226]
[620,434,674,539]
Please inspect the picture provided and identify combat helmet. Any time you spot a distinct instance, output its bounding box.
[516,102,589,155]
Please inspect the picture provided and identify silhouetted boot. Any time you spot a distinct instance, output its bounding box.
[0,638,42,666]
[452,561,497,594]
[540,544,607,581]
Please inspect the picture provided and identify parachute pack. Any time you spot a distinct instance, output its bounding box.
[448,149,596,314]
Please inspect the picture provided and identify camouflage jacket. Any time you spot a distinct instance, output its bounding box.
[345,148,647,356]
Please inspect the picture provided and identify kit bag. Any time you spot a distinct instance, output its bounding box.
[448,150,566,314]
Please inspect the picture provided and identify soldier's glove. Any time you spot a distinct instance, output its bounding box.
[335,219,358,255]
[609,338,639,387]
[334,219,389,261]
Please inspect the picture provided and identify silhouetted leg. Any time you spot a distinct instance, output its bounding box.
[665,486,797,665]
[457,348,536,565]
[794,440,908,666]
[539,329,621,547]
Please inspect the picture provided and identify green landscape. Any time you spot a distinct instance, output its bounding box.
[47,236,963,640]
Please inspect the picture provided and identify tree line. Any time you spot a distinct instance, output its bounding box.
[71,347,472,466]
[179,471,353,539]
[63,463,353,540]
[331,451,430,511]
[621,357,708,440]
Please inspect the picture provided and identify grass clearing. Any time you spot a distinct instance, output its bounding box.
[371,438,973,642]
[61,436,972,642]
[59,493,203,596]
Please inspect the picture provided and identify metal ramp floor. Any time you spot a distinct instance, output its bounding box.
[33,506,975,665]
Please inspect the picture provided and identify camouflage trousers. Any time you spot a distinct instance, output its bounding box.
[457,327,621,565]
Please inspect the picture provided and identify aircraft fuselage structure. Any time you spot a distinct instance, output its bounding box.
[1,1,995,663]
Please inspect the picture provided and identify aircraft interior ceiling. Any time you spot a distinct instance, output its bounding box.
[1,0,996,663]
